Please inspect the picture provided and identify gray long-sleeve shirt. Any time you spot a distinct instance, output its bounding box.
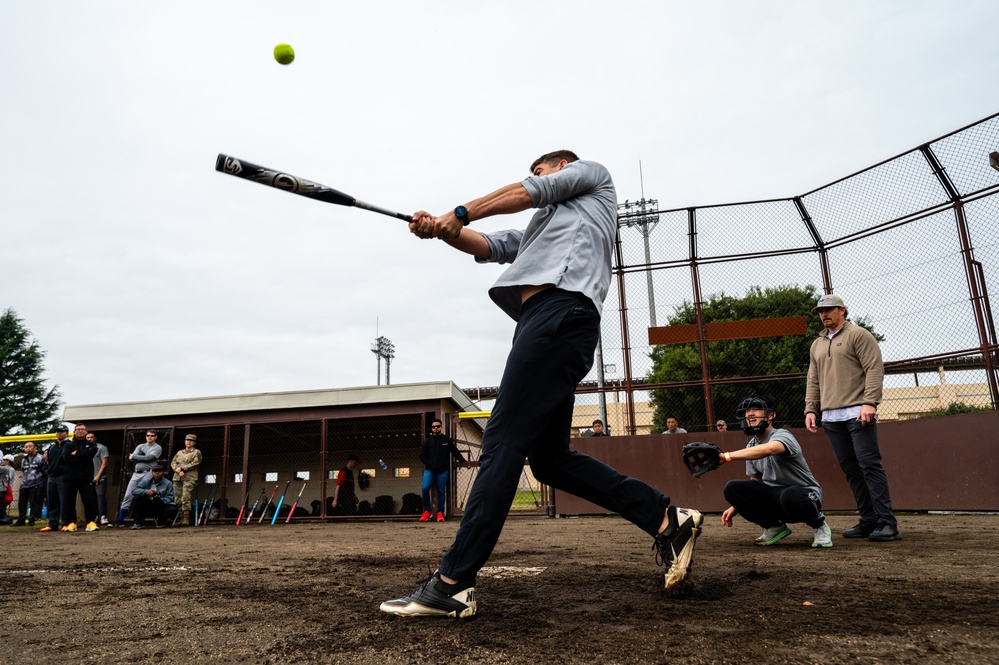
[477,160,617,321]
[130,443,162,473]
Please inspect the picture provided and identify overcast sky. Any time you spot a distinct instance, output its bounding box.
[2,1,997,412]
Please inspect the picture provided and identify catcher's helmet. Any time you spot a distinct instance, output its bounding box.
[736,395,776,435]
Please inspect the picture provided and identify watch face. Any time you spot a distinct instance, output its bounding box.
[455,205,468,218]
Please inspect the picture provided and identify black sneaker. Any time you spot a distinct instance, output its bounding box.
[380,571,476,618]
[12,518,27,527]
[842,522,877,538]
[868,524,902,542]
[653,506,703,591]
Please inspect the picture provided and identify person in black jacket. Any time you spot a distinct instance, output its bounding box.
[418,419,467,523]
[40,425,70,532]
[60,423,100,533]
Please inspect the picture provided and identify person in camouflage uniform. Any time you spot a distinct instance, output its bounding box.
[170,434,202,526]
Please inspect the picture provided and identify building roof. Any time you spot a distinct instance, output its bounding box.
[63,381,481,422]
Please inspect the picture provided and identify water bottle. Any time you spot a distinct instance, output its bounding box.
[378,459,387,469]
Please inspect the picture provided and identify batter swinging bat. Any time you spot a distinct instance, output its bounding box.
[215,154,412,221]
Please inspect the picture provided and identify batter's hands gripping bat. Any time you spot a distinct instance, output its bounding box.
[215,154,412,221]
[681,442,725,478]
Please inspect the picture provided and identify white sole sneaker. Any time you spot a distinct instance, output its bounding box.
[380,573,476,618]
[659,507,704,591]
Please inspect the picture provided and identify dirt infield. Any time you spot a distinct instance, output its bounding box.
[3,513,998,664]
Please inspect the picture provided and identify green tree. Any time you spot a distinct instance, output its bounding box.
[0,308,62,435]
[648,285,883,433]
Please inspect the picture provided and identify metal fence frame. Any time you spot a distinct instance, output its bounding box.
[597,112,999,433]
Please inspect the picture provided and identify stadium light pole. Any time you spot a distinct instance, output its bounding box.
[370,336,396,386]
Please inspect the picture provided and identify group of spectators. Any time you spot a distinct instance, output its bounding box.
[1,427,203,531]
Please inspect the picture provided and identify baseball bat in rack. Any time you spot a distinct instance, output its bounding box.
[257,484,280,525]
[285,482,307,524]
[270,480,293,525]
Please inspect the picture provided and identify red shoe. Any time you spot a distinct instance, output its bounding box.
[436,512,445,523]
[419,511,431,522]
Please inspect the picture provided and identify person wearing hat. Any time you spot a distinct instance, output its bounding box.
[40,425,70,532]
[715,420,729,432]
[170,434,202,526]
[805,294,900,542]
[0,453,16,525]
[129,463,177,529]
[330,454,360,516]
[59,423,100,533]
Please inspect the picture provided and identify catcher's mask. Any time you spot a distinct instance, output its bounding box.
[736,396,775,435]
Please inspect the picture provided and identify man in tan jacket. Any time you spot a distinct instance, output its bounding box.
[805,294,899,542]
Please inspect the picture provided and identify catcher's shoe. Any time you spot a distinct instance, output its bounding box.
[811,523,833,548]
[380,571,476,618]
[653,506,703,591]
[755,524,792,546]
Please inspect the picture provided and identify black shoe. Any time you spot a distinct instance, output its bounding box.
[380,571,477,618]
[12,518,27,527]
[868,524,902,542]
[842,522,877,538]
[653,506,704,591]
[27,520,35,527]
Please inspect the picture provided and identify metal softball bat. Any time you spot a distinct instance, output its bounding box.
[215,153,412,221]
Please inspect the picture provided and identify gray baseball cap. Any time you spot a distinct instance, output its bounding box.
[812,294,846,312]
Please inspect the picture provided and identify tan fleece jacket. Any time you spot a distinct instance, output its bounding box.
[805,321,884,415]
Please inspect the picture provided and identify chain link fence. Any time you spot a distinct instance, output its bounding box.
[583,112,999,433]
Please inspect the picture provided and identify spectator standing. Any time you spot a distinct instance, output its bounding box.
[591,419,608,436]
[87,432,110,525]
[330,454,360,516]
[418,419,467,523]
[0,454,15,524]
[170,434,202,526]
[805,294,900,542]
[116,430,162,526]
[40,425,70,532]
[715,420,728,432]
[60,424,100,533]
[14,442,47,527]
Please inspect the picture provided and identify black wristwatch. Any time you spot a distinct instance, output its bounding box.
[454,205,470,226]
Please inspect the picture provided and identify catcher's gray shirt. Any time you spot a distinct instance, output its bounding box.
[745,428,823,502]
[476,160,617,321]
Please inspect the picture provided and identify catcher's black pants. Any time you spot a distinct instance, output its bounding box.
[723,480,825,529]
[439,289,670,584]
